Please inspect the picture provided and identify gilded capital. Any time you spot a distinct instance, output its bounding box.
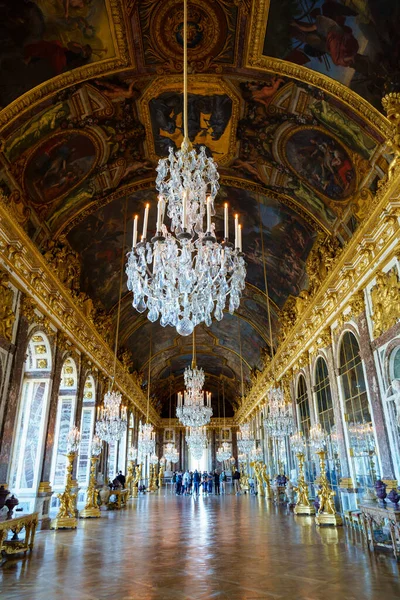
[0,270,15,341]
[348,291,366,319]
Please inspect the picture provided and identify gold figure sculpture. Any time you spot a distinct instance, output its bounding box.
[148,464,158,493]
[80,456,101,519]
[132,464,142,498]
[51,451,78,529]
[370,269,400,338]
[158,463,165,489]
[315,450,342,527]
[382,92,400,181]
[126,460,134,496]
[251,461,265,497]
[293,452,315,515]
[0,272,15,341]
[260,464,272,499]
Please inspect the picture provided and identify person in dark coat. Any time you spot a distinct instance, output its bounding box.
[214,470,220,494]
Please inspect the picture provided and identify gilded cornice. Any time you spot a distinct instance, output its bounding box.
[0,0,132,134]
[246,0,390,139]
[0,196,159,425]
[235,172,400,423]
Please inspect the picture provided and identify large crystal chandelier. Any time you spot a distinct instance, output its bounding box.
[237,422,255,455]
[125,0,246,337]
[176,329,213,426]
[164,442,179,464]
[96,388,127,443]
[309,423,326,451]
[186,426,207,459]
[138,422,156,457]
[216,442,232,463]
[263,385,294,438]
[348,422,375,454]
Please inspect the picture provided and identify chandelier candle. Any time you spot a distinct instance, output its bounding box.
[224,203,229,239]
[132,215,138,248]
[142,203,149,241]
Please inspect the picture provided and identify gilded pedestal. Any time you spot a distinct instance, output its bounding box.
[51,451,78,530]
[294,452,315,516]
[315,450,342,527]
[80,456,101,519]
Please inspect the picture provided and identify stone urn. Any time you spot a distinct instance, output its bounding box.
[99,485,110,509]
[5,495,18,519]
[374,480,387,506]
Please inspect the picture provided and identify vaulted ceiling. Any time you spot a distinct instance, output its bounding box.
[0,0,393,413]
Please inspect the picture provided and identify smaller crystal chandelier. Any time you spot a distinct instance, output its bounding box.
[237,422,255,455]
[96,387,127,443]
[250,444,263,462]
[263,385,294,438]
[186,426,207,459]
[348,422,375,455]
[164,442,179,464]
[149,452,159,465]
[128,446,138,462]
[176,329,213,427]
[67,427,81,453]
[91,434,103,457]
[216,442,232,463]
[309,423,326,452]
[290,431,306,454]
[138,422,156,457]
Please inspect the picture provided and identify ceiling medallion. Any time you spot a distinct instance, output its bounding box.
[126,0,246,336]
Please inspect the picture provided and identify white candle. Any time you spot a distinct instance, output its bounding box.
[207,196,211,232]
[156,196,164,232]
[142,203,149,240]
[234,214,239,248]
[224,203,229,239]
[132,215,138,248]
[182,190,187,230]
[238,224,242,252]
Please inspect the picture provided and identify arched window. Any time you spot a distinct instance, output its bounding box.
[315,357,335,433]
[10,332,52,512]
[339,331,375,487]
[77,375,96,487]
[339,332,370,424]
[296,375,310,437]
[51,358,78,490]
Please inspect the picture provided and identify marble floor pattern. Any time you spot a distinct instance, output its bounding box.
[0,493,399,600]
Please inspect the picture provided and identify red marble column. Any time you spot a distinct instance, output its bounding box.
[0,313,29,484]
[358,312,395,479]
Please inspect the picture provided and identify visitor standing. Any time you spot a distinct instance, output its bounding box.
[183,470,190,495]
[207,473,213,494]
[193,470,201,497]
[233,468,241,494]
[220,470,227,494]
[176,471,183,495]
[214,470,220,494]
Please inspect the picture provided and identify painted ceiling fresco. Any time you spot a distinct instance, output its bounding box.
[0,0,392,411]
[262,0,400,112]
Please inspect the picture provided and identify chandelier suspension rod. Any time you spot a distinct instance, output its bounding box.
[258,200,276,384]
[146,328,152,424]
[183,0,190,148]
[191,326,196,368]
[238,317,245,400]
[112,197,128,386]
[223,380,226,429]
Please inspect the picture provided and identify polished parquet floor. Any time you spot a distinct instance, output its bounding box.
[1,492,399,600]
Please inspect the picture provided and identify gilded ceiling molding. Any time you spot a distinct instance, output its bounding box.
[0,195,159,425]
[161,417,236,430]
[246,0,390,139]
[235,172,400,423]
[0,0,132,134]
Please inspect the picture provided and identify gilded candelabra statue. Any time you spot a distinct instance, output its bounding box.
[148,464,158,493]
[293,452,315,515]
[251,461,265,497]
[126,460,134,496]
[158,462,165,489]
[51,451,78,529]
[132,464,142,498]
[260,464,272,499]
[80,456,101,518]
[315,450,342,527]
[239,464,249,492]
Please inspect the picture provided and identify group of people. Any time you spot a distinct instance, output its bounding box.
[172,469,241,497]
